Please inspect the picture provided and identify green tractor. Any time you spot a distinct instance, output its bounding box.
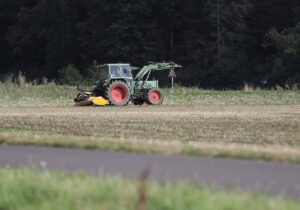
[74,62,182,106]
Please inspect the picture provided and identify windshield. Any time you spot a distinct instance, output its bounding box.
[121,66,132,77]
[109,65,132,78]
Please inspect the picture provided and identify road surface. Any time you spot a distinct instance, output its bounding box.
[1,145,300,198]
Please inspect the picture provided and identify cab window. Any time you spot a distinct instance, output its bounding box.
[110,66,122,77]
[122,66,132,77]
[99,66,108,80]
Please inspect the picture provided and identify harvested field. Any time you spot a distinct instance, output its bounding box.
[1,104,300,162]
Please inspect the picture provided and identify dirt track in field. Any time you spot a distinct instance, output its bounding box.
[1,105,300,118]
[1,105,300,145]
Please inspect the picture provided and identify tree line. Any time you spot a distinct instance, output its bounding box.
[0,0,299,88]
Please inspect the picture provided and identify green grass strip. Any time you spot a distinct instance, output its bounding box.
[0,168,299,210]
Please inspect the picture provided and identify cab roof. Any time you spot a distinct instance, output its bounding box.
[99,63,130,67]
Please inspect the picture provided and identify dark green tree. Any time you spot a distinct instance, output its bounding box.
[0,0,37,74]
[262,23,300,86]
[245,0,300,84]
[180,0,251,88]
[1,0,299,87]
[6,0,80,78]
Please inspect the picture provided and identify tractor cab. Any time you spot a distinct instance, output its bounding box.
[93,64,133,100]
[99,64,132,82]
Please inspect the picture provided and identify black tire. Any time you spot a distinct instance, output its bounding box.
[146,88,164,105]
[74,92,91,102]
[132,99,146,105]
[105,81,130,106]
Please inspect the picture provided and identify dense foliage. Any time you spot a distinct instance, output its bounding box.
[0,0,299,88]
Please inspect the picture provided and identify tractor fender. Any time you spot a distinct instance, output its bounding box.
[104,78,128,87]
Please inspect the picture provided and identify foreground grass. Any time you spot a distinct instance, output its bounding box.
[0,168,299,210]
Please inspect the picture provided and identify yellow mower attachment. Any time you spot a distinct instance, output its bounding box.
[74,92,109,106]
[90,97,109,106]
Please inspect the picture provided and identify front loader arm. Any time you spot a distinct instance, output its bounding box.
[134,62,182,81]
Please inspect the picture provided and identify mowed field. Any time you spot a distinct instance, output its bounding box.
[1,82,300,209]
[1,82,300,162]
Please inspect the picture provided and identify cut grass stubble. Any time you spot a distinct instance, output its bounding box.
[1,80,300,162]
[1,105,300,162]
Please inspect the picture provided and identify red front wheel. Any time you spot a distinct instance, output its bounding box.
[146,88,164,105]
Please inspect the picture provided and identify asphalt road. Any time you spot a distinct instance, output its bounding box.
[1,145,300,198]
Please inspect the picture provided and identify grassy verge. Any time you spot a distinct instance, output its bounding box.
[0,168,299,210]
[164,88,300,105]
[1,78,300,107]
[1,130,300,162]
[0,80,76,107]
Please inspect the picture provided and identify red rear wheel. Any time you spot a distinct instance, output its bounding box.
[107,81,130,105]
[147,88,164,105]
[111,86,127,103]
